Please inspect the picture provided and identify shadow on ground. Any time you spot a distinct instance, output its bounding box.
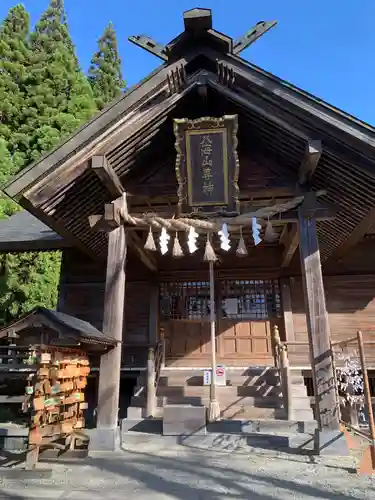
[9,447,371,500]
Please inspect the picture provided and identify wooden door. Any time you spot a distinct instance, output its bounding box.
[160,278,283,367]
[216,279,282,365]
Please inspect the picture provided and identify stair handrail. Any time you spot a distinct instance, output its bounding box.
[154,339,165,390]
[272,326,293,420]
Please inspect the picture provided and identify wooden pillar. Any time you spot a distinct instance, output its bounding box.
[148,284,159,345]
[298,193,340,432]
[146,284,159,417]
[280,278,295,343]
[95,225,127,437]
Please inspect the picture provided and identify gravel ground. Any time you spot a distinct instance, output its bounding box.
[0,433,374,499]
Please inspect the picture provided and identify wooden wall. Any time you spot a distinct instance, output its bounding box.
[287,274,375,367]
[58,247,153,344]
[57,235,375,368]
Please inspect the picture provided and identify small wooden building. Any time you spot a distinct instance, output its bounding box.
[2,9,375,446]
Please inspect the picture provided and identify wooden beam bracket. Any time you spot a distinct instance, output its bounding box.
[299,139,322,185]
[281,224,299,268]
[91,155,125,198]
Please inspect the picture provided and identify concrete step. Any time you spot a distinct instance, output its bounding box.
[209,418,318,434]
[120,417,318,436]
[159,374,283,388]
[220,406,286,420]
[153,405,285,420]
[171,431,316,454]
[157,394,284,409]
[289,397,313,411]
[157,385,284,398]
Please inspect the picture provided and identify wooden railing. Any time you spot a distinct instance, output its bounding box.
[271,326,293,419]
[154,339,165,390]
[271,326,375,429]
[0,345,39,372]
[146,339,165,417]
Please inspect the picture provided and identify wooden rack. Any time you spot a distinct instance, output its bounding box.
[23,348,90,468]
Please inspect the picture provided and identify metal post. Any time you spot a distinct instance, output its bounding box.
[357,330,375,473]
[208,261,220,422]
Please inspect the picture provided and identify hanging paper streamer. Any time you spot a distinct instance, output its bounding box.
[187,226,199,254]
[236,228,248,256]
[218,223,231,251]
[264,219,278,242]
[204,233,217,262]
[172,232,184,258]
[144,227,157,251]
[159,227,170,255]
[252,217,262,246]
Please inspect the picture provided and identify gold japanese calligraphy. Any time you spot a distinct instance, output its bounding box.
[200,135,214,196]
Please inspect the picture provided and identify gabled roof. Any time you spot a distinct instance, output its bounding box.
[0,307,117,347]
[0,210,68,252]
[2,9,375,264]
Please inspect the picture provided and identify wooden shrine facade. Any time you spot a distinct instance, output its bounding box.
[2,9,375,437]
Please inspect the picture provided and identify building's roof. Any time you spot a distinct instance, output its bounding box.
[2,8,375,265]
[0,210,68,252]
[0,307,117,347]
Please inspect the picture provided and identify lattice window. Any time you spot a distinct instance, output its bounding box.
[160,281,211,320]
[220,279,281,320]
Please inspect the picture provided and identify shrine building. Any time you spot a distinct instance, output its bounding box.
[1,8,375,451]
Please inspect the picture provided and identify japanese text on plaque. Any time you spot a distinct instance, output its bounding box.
[200,135,214,195]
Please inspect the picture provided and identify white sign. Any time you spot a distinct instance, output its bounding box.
[223,298,238,316]
[203,370,211,386]
[215,364,227,386]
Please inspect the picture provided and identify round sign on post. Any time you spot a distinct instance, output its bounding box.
[215,365,226,386]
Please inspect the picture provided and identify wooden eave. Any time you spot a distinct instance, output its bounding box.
[2,45,375,264]
[0,307,117,347]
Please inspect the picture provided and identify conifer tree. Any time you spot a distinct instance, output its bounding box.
[0,4,31,171]
[21,0,97,163]
[89,22,125,109]
[0,1,98,325]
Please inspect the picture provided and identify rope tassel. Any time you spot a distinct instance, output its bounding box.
[204,233,217,262]
[264,220,278,242]
[236,228,248,257]
[144,227,157,251]
[172,232,184,258]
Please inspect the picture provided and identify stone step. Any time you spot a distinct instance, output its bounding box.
[220,406,286,420]
[208,418,318,434]
[120,417,318,436]
[158,385,284,398]
[171,431,316,454]
[157,394,284,409]
[159,374,283,388]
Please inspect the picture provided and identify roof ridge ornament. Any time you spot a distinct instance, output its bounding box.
[128,9,277,61]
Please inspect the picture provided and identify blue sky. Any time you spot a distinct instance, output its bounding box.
[1,0,375,124]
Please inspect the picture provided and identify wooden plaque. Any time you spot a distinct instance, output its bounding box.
[174,115,240,215]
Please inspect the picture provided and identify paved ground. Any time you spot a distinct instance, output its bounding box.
[0,433,375,499]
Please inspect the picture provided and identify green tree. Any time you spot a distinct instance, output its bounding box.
[21,0,97,163]
[0,4,31,171]
[0,251,61,325]
[89,22,125,109]
[0,139,20,219]
[0,0,98,325]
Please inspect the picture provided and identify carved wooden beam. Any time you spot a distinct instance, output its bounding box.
[281,224,299,268]
[91,155,125,198]
[299,140,322,185]
[128,232,157,272]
